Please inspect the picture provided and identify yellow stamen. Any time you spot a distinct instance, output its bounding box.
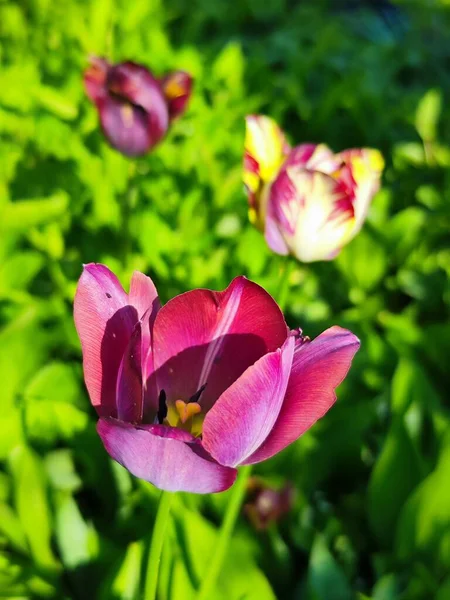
[175,400,201,424]
[165,399,204,437]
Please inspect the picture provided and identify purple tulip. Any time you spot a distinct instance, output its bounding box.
[84,57,193,157]
[74,264,360,494]
[244,478,295,530]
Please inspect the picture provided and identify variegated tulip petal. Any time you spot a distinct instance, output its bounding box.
[245,115,289,183]
[337,148,384,232]
[269,169,356,262]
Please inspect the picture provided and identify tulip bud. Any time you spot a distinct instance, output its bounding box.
[84,57,192,157]
[160,71,193,121]
[244,116,384,262]
[244,477,295,530]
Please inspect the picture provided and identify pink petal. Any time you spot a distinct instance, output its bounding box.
[152,277,288,411]
[97,418,237,493]
[109,62,169,125]
[116,322,143,422]
[202,336,294,467]
[129,271,160,321]
[74,264,137,417]
[265,210,290,255]
[107,61,169,148]
[242,326,360,464]
[97,95,155,157]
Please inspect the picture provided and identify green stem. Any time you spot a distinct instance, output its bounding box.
[144,490,173,600]
[277,257,293,312]
[196,465,252,600]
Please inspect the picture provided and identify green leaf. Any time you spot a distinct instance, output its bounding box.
[34,85,78,120]
[372,574,399,600]
[391,358,440,416]
[55,493,98,570]
[307,534,353,600]
[24,362,81,406]
[436,576,450,600]
[337,230,387,292]
[415,89,441,142]
[367,420,423,546]
[105,541,143,600]
[395,432,450,570]
[0,251,44,295]
[0,192,69,235]
[8,445,60,572]
[0,503,29,554]
[169,503,275,600]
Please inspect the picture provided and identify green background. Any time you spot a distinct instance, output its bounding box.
[1,0,450,598]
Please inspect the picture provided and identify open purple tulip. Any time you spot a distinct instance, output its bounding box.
[84,57,193,157]
[74,264,360,494]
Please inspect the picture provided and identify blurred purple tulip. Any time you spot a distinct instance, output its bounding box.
[244,115,384,262]
[74,264,360,493]
[245,478,296,530]
[84,57,193,156]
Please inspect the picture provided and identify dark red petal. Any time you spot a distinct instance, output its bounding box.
[84,56,109,104]
[152,277,288,411]
[160,70,193,120]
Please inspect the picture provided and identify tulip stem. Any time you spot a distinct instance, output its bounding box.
[196,465,252,600]
[277,258,293,312]
[144,490,173,600]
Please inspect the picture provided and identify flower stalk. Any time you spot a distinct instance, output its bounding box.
[144,490,174,600]
[196,465,252,600]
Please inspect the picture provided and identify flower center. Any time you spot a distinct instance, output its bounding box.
[166,400,204,437]
[156,387,206,437]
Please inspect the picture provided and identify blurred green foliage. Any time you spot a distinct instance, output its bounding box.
[1,0,450,598]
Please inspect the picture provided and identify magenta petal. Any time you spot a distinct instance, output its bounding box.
[97,419,237,493]
[74,264,138,417]
[109,62,169,126]
[242,326,360,464]
[98,95,154,157]
[152,277,288,410]
[116,322,143,422]
[107,62,169,147]
[129,271,160,321]
[202,336,294,467]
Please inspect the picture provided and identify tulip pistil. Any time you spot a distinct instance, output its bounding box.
[157,389,168,424]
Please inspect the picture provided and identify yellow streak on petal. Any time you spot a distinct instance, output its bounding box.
[245,115,287,183]
[164,76,185,99]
